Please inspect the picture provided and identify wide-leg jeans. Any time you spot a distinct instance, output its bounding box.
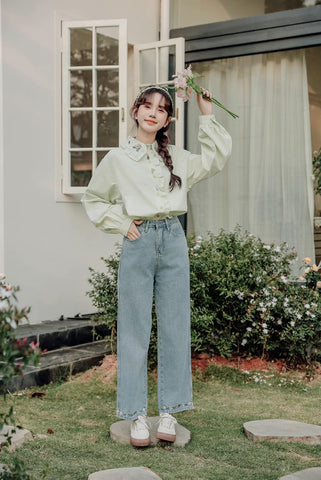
[116,216,193,420]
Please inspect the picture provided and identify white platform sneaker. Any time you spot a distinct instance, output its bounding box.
[130,415,151,447]
[156,413,177,442]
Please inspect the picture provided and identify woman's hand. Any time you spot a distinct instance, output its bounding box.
[197,92,213,115]
[126,220,143,240]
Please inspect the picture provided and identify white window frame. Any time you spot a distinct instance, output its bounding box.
[56,19,127,199]
[134,38,185,147]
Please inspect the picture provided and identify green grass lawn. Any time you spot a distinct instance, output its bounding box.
[1,362,321,480]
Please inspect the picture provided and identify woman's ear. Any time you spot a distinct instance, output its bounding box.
[164,116,172,128]
[132,106,138,119]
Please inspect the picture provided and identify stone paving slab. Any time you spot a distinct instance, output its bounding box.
[88,467,162,480]
[279,467,321,479]
[244,419,321,444]
[0,425,32,451]
[110,417,190,447]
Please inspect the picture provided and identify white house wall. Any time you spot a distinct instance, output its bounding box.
[170,0,265,28]
[0,1,4,273]
[1,0,159,323]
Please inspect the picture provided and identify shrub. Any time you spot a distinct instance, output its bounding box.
[0,276,41,394]
[87,227,321,366]
[87,251,120,351]
[300,256,321,290]
[87,248,158,367]
[0,274,42,479]
[188,227,321,364]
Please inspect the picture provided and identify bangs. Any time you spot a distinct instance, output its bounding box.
[135,88,173,116]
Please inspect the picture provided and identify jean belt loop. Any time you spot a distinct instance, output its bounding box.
[145,220,149,232]
[164,217,169,231]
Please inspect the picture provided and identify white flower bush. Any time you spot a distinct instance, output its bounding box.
[188,227,321,365]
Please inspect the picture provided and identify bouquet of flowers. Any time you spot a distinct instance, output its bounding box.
[172,65,239,119]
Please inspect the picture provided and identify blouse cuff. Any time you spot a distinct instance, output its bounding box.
[119,217,133,237]
[199,114,216,124]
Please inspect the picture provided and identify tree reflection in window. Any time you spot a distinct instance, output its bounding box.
[70,28,92,66]
[71,70,92,108]
[69,26,120,186]
[97,69,119,107]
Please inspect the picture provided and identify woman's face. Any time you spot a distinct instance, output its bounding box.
[134,92,171,137]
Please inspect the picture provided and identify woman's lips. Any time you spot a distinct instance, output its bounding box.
[145,119,157,125]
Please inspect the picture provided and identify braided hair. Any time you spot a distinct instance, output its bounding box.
[132,87,182,191]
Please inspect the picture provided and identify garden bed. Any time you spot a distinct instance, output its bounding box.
[191,353,286,373]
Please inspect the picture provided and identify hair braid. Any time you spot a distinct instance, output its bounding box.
[156,128,182,191]
[132,87,182,192]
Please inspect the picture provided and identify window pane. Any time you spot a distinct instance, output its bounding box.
[70,28,92,66]
[97,150,109,165]
[70,70,92,108]
[70,111,92,148]
[97,111,119,148]
[159,45,176,84]
[97,69,119,107]
[96,26,119,66]
[71,151,92,186]
[140,49,156,85]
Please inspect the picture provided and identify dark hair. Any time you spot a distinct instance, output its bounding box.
[132,87,182,191]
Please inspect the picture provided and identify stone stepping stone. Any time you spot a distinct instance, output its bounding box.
[0,425,32,451]
[279,467,321,479]
[244,419,321,444]
[110,416,190,447]
[88,467,162,479]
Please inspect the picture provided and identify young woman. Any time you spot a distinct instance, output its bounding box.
[82,86,232,447]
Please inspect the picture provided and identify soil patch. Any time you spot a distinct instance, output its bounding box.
[191,353,285,374]
[79,353,319,384]
[80,354,117,385]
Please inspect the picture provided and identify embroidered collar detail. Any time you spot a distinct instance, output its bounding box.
[122,136,158,161]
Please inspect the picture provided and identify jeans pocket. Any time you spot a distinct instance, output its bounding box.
[125,224,144,243]
[170,221,184,237]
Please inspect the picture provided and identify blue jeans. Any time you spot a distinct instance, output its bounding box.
[116,217,193,420]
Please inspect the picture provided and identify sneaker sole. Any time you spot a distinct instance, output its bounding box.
[156,432,176,442]
[130,436,151,447]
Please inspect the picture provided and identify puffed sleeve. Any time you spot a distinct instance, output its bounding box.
[81,155,132,237]
[186,115,232,190]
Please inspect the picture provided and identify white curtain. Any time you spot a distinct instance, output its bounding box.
[187,50,314,272]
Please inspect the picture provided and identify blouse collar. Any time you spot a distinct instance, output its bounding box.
[121,136,158,162]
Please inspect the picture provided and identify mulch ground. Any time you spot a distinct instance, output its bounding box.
[191,353,285,373]
[79,352,319,386]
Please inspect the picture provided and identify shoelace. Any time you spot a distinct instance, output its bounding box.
[133,415,149,432]
[159,413,177,428]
